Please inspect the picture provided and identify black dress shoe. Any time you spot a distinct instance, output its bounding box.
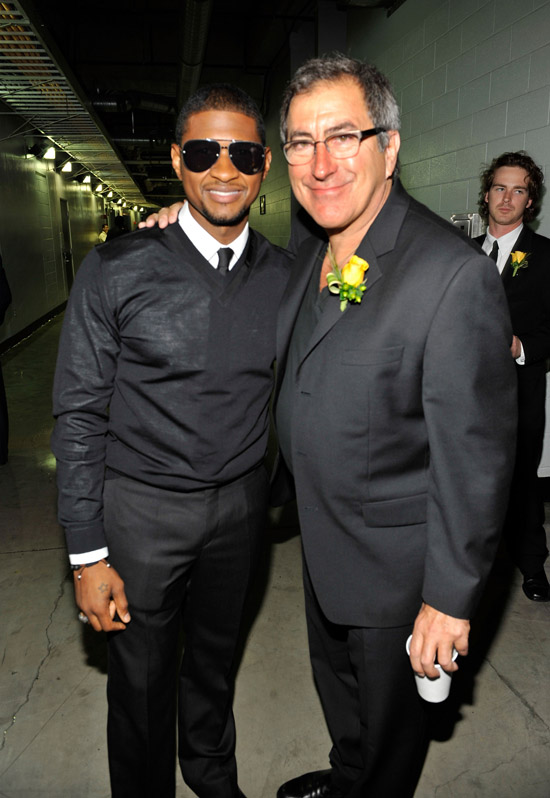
[522,570,550,601]
[277,769,344,798]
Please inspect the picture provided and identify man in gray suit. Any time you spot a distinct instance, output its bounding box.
[273,55,517,798]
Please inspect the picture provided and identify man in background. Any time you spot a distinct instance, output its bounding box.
[98,222,109,243]
[476,151,550,602]
[105,214,128,240]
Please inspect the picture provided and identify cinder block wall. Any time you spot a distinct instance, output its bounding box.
[348,0,550,235]
[249,56,293,250]
[248,139,291,250]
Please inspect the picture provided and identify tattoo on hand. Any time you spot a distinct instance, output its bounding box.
[98,582,108,594]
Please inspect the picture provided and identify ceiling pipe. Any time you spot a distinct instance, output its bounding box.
[92,1,212,154]
[92,91,177,115]
[176,0,213,110]
[112,137,172,147]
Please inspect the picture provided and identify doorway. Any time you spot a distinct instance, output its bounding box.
[59,199,74,292]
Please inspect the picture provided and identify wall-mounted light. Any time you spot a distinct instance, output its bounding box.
[26,141,55,159]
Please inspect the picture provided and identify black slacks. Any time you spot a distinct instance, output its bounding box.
[503,364,549,575]
[303,562,428,798]
[103,466,268,798]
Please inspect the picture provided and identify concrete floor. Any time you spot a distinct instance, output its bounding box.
[0,314,549,798]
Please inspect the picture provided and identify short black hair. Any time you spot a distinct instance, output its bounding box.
[175,83,265,145]
[478,151,544,224]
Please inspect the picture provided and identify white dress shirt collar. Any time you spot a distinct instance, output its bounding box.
[178,201,249,270]
[483,224,524,274]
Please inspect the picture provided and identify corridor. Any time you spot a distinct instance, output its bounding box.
[0,316,549,797]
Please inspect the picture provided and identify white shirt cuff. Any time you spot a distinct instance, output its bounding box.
[516,341,526,365]
[69,547,109,565]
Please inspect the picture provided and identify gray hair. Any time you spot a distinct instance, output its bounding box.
[280,53,400,152]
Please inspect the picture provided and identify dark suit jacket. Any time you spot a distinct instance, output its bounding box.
[274,180,517,628]
[476,226,550,369]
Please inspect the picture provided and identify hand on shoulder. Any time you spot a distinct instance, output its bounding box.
[138,202,184,229]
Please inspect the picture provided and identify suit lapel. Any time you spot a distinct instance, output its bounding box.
[276,180,410,394]
[297,179,409,362]
[501,226,532,287]
[275,238,324,391]
[303,238,383,358]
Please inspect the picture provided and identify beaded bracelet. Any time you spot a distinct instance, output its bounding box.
[70,558,111,580]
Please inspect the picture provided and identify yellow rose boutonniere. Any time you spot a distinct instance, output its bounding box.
[326,245,369,312]
[510,250,529,277]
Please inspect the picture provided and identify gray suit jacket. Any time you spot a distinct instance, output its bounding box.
[274,180,517,628]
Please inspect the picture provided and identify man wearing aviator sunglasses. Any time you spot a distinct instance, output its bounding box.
[180,137,267,176]
[52,83,292,798]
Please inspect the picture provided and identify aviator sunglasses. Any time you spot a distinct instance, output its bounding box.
[181,138,266,175]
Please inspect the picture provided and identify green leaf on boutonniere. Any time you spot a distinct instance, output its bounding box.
[510,250,529,277]
[326,245,369,312]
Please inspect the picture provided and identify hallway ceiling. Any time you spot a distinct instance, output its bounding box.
[0,0,397,207]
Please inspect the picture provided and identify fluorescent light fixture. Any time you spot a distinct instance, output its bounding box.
[27,142,56,159]
[139,207,144,212]
[133,205,138,211]
[95,183,103,192]
[117,198,123,205]
[61,161,72,172]
[83,174,91,184]
[107,190,113,198]
[122,202,127,208]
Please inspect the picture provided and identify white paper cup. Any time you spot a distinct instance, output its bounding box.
[406,635,458,703]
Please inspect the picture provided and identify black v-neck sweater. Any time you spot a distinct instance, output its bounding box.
[52,223,292,554]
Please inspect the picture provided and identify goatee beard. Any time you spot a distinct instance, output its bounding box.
[191,202,251,228]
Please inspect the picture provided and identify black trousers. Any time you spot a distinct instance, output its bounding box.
[303,563,428,798]
[103,467,268,798]
[503,365,549,575]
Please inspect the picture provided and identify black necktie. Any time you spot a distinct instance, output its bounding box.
[489,240,499,263]
[217,247,233,276]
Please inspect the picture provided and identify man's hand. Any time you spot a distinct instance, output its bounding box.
[408,602,470,678]
[73,560,131,632]
[510,334,522,359]
[138,202,184,229]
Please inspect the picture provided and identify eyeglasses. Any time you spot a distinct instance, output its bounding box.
[282,127,387,165]
[180,138,266,175]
